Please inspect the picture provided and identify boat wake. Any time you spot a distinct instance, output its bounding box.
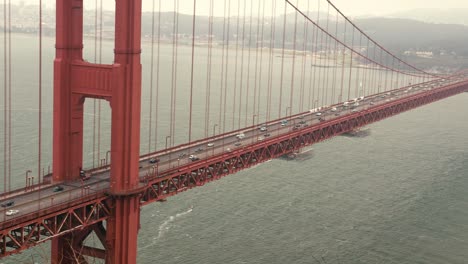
[139,206,193,251]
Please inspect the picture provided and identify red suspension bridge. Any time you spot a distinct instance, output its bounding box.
[0,0,467,263]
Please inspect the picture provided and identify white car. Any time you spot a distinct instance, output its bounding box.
[6,209,19,216]
[207,143,214,147]
[236,133,245,139]
[189,155,199,161]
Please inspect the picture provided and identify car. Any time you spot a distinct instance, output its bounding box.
[259,126,267,132]
[236,133,245,139]
[264,133,271,137]
[149,157,160,164]
[351,109,358,112]
[207,143,215,147]
[315,112,322,116]
[189,155,199,161]
[258,136,264,141]
[53,185,64,192]
[331,107,337,112]
[80,170,91,181]
[299,115,305,119]
[234,142,242,146]
[1,200,14,207]
[226,148,232,152]
[178,153,187,158]
[318,117,325,122]
[299,120,306,124]
[280,120,288,126]
[195,147,204,153]
[370,102,375,105]
[5,209,19,216]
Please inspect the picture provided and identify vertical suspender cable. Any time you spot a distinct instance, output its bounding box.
[8,0,11,191]
[188,0,197,143]
[288,0,299,117]
[339,21,346,102]
[322,2,331,106]
[257,0,267,123]
[154,0,161,150]
[331,9,339,104]
[244,0,253,127]
[93,0,97,168]
[231,0,240,130]
[148,0,156,153]
[3,0,7,192]
[266,0,277,121]
[252,0,261,127]
[204,0,214,138]
[346,27,354,101]
[238,0,247,128]
[97,0,103,164]
[354,34,362,97]
[37,0,43,199]
[278,1,287,117]
[223,0,232,134]
[316,0,323,107]
[314,0,321,108]
[218,0,227,134]
[299,0,308,113]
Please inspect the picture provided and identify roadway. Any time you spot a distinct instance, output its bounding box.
[1,73,468,222]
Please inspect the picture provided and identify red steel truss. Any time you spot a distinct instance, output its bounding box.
[0,82,466,260]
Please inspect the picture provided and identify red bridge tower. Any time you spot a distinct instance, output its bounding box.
[52,0,143,263]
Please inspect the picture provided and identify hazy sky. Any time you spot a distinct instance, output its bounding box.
[25,0,468,17]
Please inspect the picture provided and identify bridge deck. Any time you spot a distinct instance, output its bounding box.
[0,74,467,256]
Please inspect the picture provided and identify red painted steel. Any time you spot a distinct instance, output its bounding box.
[0,81,466,259]
[52,0,143,263]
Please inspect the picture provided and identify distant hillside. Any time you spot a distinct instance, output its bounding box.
[388,8,468,26]
[354,18,468,56]
[3,4,468,70]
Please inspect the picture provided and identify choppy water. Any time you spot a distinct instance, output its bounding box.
[2,34,468,263]
[134,95,468,264]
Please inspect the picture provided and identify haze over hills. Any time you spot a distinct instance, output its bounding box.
[2,3,468,71]
[387,8,468,26]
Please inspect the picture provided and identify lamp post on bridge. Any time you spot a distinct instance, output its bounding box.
[213,124,218,137]
[25,170,32,192]
[105,150,111,165]
[285,106,291,118]
[252,114,257,143]
[165,136,171,150]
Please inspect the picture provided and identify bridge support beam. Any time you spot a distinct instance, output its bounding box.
[53,0,85,183]
[53,0,143,262]
[104,0,143,263]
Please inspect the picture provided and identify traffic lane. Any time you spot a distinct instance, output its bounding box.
[0,181,109,222]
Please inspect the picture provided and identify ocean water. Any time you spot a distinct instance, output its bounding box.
[1,34,468,263]
[134,94,468,264]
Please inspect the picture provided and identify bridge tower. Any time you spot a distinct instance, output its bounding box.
[51,0,143,263]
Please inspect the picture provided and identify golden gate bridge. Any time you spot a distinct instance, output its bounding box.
[0,0,467,263]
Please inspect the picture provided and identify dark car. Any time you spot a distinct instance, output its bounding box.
[195,147,204,153]
[53,185,64,192]
[149,158,160,164]
[1,200,14,207]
